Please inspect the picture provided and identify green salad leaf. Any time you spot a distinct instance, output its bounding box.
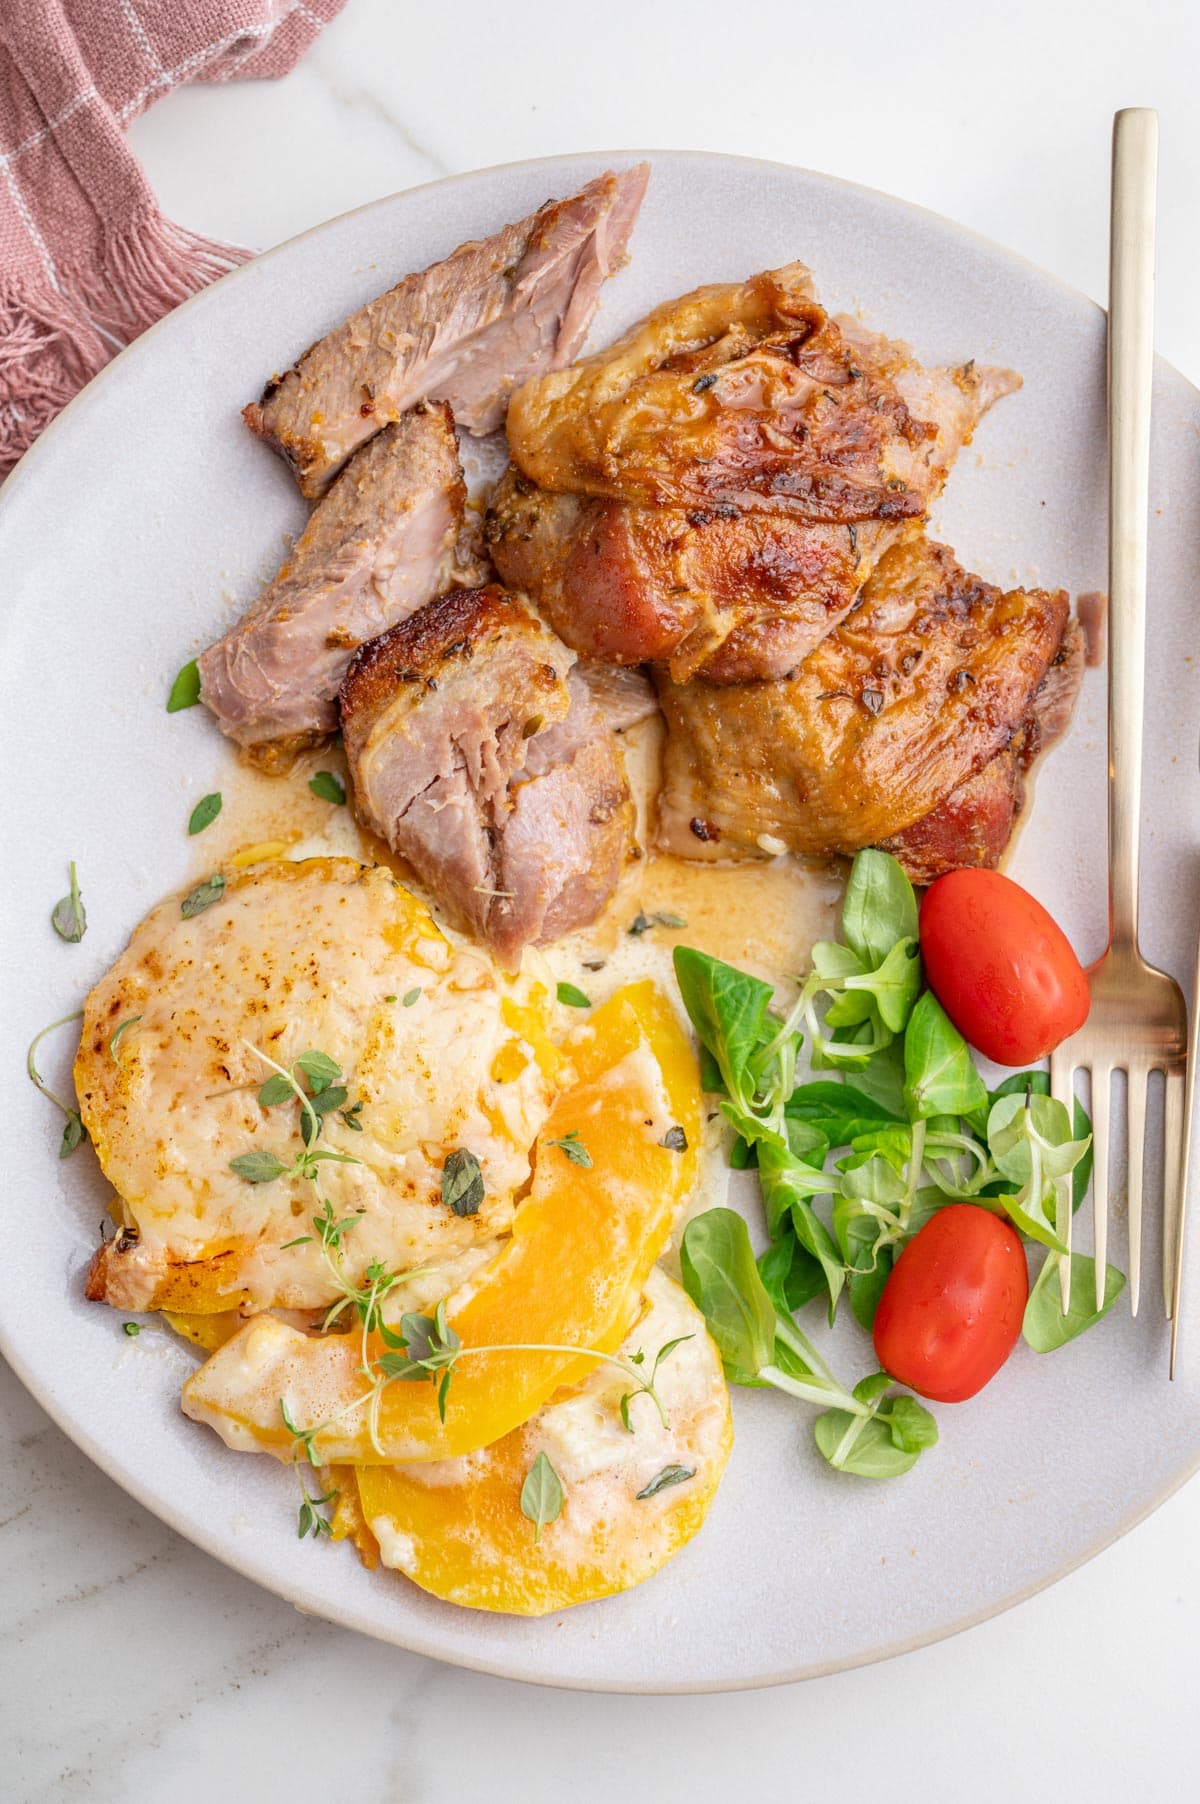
[903,992,988,1120]
[1023,1251,1125,1351]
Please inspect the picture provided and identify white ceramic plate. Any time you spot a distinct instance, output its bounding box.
[4,151,1200,1694]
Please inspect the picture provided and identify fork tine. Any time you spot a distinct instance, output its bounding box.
[1126,1069,1147,1315]
[1091,1069,1112,1311]
[1049,1046,1075,1313]
[1163,1068,1185,1319]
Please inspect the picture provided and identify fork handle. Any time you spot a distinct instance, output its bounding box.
[1107,108,1158,952]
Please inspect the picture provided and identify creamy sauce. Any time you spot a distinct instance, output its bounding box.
[198,712,843,1011]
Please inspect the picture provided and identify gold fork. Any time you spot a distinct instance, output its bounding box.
[1048,109,1187,1325]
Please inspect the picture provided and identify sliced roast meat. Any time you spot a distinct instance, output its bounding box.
[575,661,659,733]
[245,166,649,498]
[339,585,633,965]
[654,536,1070,863]
[490,277,1017,682]
[488,472,894,683]
[199,403,464,771]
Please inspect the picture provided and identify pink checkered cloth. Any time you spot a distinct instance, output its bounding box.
[0,0,348,475]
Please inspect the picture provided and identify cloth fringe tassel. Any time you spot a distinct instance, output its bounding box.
[0,206,249,475]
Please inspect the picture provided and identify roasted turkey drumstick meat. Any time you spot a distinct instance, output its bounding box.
[491,263,1018,683]
[654,536,1080,875]
[340,585,633,966]
[245,165,649,498]
[199,402,465,771]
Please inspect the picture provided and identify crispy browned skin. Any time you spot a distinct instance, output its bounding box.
[340,585,633,964]
[654,537,1071,861]
[492,273,1017,682]
[881,618,1084,881]
[245,167,649,498]
[487,471,895,684]
[505,265,937,518]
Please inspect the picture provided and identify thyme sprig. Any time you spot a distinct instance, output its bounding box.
[27,1009,88,1157]
[279,1315,692,1467]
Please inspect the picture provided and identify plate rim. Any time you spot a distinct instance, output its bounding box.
[3,146,1198,1694]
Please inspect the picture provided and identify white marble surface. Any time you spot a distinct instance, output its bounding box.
[6,0,1200,1794]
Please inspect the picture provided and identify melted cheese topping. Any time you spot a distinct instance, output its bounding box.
[77,858,556,1309]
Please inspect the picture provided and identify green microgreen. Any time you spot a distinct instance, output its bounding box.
[188,793,222,835]
[26,1009,88,1157]
[181,874,226,918]
[441,1148,485,1216]
[108,1016,142,1067]
[167,659,201,711]
[636,1464,694,1500]
[629,910,687,936]
[309,771,346,805]
[51,861,86,943]
[520,1452,564,1543]
[547,1130,592,1168]
[556,982,591,1009]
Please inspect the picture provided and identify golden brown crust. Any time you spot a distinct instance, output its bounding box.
[656,537,1070,860]
[340,584,547,726]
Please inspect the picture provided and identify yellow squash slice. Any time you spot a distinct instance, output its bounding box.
[344,1269,732,1615]
[181,983,701,1465]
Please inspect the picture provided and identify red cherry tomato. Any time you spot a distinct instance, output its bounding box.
[919,869,1089,1066]
[873,1205,1027,1403]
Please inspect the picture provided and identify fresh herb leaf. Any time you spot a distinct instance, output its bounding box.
[636,1464,695,1500]
[519,1452,564,1543]
[181,873,225,918]
[188,792,222,835]
[660,1125,689,1152]
[547,1129,593,1168]
[903,991,988,1120]
[402,988,421,1007]
[60,1112,87,1158]
[1023,1251,1126,1351]
[122,1321,143,1337]
[167,659,201,711]
[556,982,591,1009]
[51,861,86,943]
[339,1100,364,1131]
[108,1015,141,1066]
[294,1049,342,1094]
[257,1073,294,1107]
[630,910,687,935]
[309,770,346,805]
[309,1085,349,1117]
[229,1149,288,1183]
[27,1010,89,1155]
[441,1148,485,1216]
[297,1488,338,1540]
